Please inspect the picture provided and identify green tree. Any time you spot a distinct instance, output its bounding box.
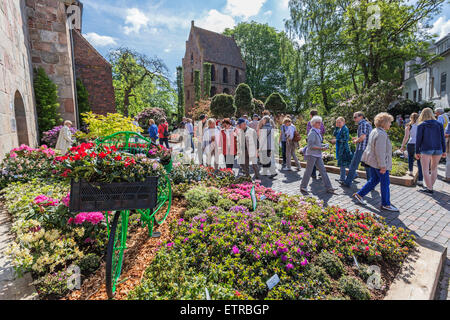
[265,93,287,115]
[33,67,62,136]
[203,63,212,99]
[76,79,90,127]
[234,83,254,116]
[210,94,236,118]
[224,21,287,100]
[176,66,185,123]
[194,70,201,102]
[109,47,170,117]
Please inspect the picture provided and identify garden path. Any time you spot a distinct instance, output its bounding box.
[0,204,38,300]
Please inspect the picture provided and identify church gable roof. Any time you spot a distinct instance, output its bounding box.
[193,26,245,69]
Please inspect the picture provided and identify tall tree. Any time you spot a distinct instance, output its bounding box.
[224,21,287,100]
[203,63,212,99]
[34,67,61,136]
[109,47,169,117]
[176,66,185,123]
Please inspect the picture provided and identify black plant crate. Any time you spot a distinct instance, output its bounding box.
[69,177,158,212]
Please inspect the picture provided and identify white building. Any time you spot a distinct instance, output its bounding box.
[403,33,450,110]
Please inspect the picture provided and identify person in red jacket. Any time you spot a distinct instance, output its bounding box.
[221,118,237,169]
[158,118,170,148]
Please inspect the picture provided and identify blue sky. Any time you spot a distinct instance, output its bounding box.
[80,0,450,81]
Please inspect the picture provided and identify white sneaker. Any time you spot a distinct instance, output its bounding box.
[381,205,399,212]
[417,180,423,187]
[353,193,367,205]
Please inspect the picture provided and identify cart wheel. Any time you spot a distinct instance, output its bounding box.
[154,173,172,225]
[106,211,128,299]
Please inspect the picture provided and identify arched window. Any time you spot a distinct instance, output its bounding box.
[223,67,228,83]
[235,70,240,84]
[190,53,194,64]
[223,88,230,94]
[210,86,217,97]
[14,91,29,146]
[211,65,216,82]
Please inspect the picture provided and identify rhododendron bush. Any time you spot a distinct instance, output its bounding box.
[41,125,78,148]
[0,145,57,188]
[131,184,416,300]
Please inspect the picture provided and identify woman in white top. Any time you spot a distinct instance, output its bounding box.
[282,118,301,171]
[202,118,220,170]
[400,113,423,185]
[55,120,74,154]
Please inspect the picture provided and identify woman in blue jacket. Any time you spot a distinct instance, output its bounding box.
[332,117,353,182]
[148,119,158,144]
[415,108,447,194]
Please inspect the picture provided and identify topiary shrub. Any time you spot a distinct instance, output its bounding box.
[203,63,211,99]
[76,79,91,127]
[253,98,265,114]
[338,276,371,300]
[234,83,254,116]
[265,92,287,115]
[194,70,201,102]
[135,107,167,131]
[316,251,345,279]
[79,253,101,275]
[210,94,236,118]
[34,67,62,137]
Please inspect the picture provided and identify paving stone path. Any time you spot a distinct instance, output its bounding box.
[0,205,38,300]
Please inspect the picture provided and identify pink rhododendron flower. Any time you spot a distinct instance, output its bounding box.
[232,245,240,255]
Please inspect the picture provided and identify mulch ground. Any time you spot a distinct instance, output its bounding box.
[64,199,186,300]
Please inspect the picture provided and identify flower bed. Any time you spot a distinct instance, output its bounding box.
[129,184,415,300]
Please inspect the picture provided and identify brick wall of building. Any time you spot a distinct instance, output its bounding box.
[72,30,116,115]
[25,0,77,125]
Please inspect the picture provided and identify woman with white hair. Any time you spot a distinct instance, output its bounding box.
[55,120,74,154]
[202,118,220,170]
[282,117,301,171]
[300,116,336,194]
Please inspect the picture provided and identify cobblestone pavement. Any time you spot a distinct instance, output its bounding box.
[0,205,38,300]
[257,163,450,300]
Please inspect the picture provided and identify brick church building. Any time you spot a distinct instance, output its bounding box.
[182,21,246,115]
[0,0,115,159]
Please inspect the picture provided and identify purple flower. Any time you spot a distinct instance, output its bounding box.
[301,258,308,266]
[286,263,294,270]
[167,242,174,248]
[232,245,240,255]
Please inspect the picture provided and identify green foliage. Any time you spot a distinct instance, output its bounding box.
[265,93,287,115]
[338,276,371,300]
[76,79,90,126]
[224,22,287,99]
[194,70,201,102]
[183,185,221,210]
[79,253,101,275]
[210,94,236,118]
[389,99,434,118]
[203,63,212,99]
[237,198,253,210]
[216,198,236,211]
[34,67,62,136]
[135,107,167,131]
[234,83,254,116]
[306,265,332,289]
[76,112,142,140]
[33,269,72,299]
[184,207,203,221]
[176,66,185,123]
[315,251,345,279]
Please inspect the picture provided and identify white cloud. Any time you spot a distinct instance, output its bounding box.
[264,10,272,16]
[83,32,117,47]
[123,8,149,34]
[280,0,289,9]
[197,9,236,33]
[225,0,267,19]
[429,17,450,41]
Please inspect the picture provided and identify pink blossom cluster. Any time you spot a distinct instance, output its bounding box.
[68,212,104,225]
[34,195,59,207]
[10,144,55,158]
[61,193,70,207]
[220,182,281,202]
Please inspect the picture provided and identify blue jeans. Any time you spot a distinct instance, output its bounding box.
[281,141,287,165]
[339,166,348,181]
[357,167,391,206]
[344,149,371,186]
[407,143,423,181]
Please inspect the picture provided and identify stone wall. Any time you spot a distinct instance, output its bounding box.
[72,30,116,115]
[25,0,77,125]
[0,0,38,159]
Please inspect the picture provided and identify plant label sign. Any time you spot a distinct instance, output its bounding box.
[250,185,257,211]
[266,274,280,290]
